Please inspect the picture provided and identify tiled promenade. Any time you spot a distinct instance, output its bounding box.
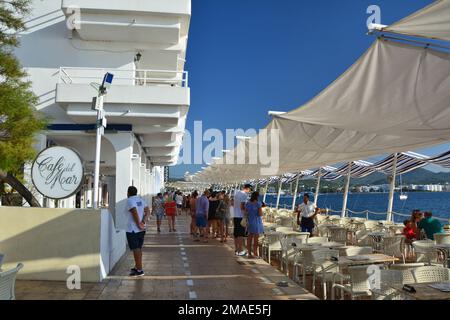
[15,215,318,300]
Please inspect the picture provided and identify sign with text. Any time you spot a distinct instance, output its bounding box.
[31,146,84,199]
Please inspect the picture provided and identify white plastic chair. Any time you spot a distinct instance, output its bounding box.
[381,236,406,264]
[435,233,450,245]
[329,227,348,245]
[292,233,310,245]
[370,269,406,300]
[307,237,329,244]
[342,246,373,257]
[262,233,282,264]
[280,237,298,274]
[311,249,339,299]
[332,265,373,300]
[412,266,450,283]
[364,220,379,231]
[412,240,439,265]
[0,263,24,300]
[355,229,373,247]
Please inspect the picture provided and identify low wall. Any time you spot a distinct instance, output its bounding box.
[0,207,126,282]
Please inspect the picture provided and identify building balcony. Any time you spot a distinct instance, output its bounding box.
[55,67,189,166]
[61,0,190,44]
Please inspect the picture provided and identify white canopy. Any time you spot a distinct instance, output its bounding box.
[194,39,450,183]
[194,3,450,184]
[384,0,450,42]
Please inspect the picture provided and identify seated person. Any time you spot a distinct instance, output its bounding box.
[403,219,416,243]
[418,212,443,240]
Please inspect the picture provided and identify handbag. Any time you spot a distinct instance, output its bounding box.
[240,216,248,228]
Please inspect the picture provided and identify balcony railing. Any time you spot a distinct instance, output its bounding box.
[58,67,188,88]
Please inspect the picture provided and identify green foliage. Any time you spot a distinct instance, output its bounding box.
[0,0,47,176]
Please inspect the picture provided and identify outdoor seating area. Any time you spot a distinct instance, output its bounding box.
[259,207,450,300]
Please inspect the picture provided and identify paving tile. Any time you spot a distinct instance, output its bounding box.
[15,216,317,300]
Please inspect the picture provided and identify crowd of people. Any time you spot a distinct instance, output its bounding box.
[191,184,264,258]
[149,185,322,259]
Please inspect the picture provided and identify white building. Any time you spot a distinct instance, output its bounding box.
[15,0,191,229]
[0,0,191,281]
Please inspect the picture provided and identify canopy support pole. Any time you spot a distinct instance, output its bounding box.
[387,153,398,222]
[341,163,352,218]
[262,180,269,203]
[275,180,282,209]
[314,168,322,206]
[291,174,300,211]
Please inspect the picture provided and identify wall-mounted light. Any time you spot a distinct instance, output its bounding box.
[134,52,142,62]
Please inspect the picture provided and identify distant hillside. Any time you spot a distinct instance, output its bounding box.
[351,168,450,186]
[282,168,450,193]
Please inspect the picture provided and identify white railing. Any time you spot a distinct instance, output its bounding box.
[58,67,188,88]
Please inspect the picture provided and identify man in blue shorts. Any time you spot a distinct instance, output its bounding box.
[195,189,210,242]
[125,186,150,276]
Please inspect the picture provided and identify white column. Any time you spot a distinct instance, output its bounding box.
[105,132,133,229]
[387,153,398,222]
[314,168,322,206]
[262,180,269,203]
[139,163,145,196]
[275,179,282,209]
[291,174,300,211]
[132,155,140,188]
[341,162,352,218]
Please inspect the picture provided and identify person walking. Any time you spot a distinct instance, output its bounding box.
[164,193,177,232]
[195,189,210,242]
[296,193,320,236]
[184,194,191,216]
[189,191,198,237]
[175,191,183,216]
[208,191,221,239]
[125,186,150,276]
[233,184,251,256]
[152,192,165,233]
[245,191,264,258]
[216,191,230,243]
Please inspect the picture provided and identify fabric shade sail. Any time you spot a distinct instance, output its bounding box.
[383,0,450,42]
[193,38,450,183]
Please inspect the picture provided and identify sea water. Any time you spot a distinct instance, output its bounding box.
[263,192,450,224]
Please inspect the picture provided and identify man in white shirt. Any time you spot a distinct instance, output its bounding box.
[175,191,183,215]
[296,193,320,235]
[233,184,251,256]
[125,186,150,276]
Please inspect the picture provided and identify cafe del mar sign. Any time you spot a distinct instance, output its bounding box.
[31,146,84,199]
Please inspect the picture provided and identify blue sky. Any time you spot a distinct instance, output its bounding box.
[170,0,449,178]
